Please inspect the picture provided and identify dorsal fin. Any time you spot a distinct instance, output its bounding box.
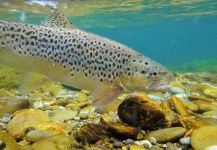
[41,8,77,29]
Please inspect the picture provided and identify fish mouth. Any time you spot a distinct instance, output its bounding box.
[144,80,160,90]
[145,82,171,91]
[144,79,172,91]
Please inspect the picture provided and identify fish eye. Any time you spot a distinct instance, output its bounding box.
[141,70,146,74]
[153,72,158,76]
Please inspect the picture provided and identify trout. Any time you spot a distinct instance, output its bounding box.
[0,8,173,106]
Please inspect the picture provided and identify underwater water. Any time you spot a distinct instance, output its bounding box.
[0,0,217,72]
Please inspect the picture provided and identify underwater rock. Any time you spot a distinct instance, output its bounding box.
[30,134,81,150]
[179,136,191,146]
[7,109,50,139]
[50,98,71,106]
[1,113,12,123]
[199,117,217,126]
[41,82,64,97]
[188,95,214,102]
[25,122,72,142]
[100,111,143,140]
[179,116,203,129]
[129,144,147,150]
[170,81,188,92]
[79,105,95,116]
[204,87,217,98]
[118,94,165,130]
[65,101,92,111]
[74,124,109,144]
[144,127,186,143]
[107,122,144,139]
[183,101,199,112]
[161,100,179,127]
[76,92,88,102]
[203,110,217,119]
[0,97,30,117]
[197,101,217,112]
[0,88,14,97]
[0,130,22,150]
[25,130,57,142]
[170,86,185,94]
[191,126,217,150]
[135,140,152,148]
[180,115,217,129]
[49,110,78,122]
[113,140,123,148]
[171,96,189,116]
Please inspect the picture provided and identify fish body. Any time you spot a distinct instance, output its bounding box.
[0,9,173,106]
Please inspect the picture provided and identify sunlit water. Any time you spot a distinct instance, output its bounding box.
[0,0,217,72]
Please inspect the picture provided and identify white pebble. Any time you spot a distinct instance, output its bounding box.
[58,106,66,110]
[170,86,185,94]
[180,136,191,145]
[124,139,135,145]
[206,146,217,150]
[74,116,80,121]
[175,93,188,100]
[33,101,44,109]
[135,140,152,148]
[150,137,157,144]
[1,114,12,123]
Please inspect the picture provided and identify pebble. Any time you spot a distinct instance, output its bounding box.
[58,106,66,110]
[150,137,157,144]
[204,87,217,98]
[33,101,44,109]
[129,144,147,150]
[124,139,135,145]
[135,140,152,148]
[144,127,186,143]
[0,97,30,117]
[203,111,217,119]
[170,86,185,94]
[206,146,217,150]
[113,141,123,148]
[25,130,55,142]
[76,92,88,102]
[7,109,50,138]
[49,110,78,122]
[79,105,95,114]
[118,94,165,130]
[30,134,81,150]
[191,126,217,150]
[174,94,188,101]
[74,124,108,144]
[179,136,191,145]
[1,114,12,123]
[78,113,88,120]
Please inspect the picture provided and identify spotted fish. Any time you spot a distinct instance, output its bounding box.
[0,8,173,106]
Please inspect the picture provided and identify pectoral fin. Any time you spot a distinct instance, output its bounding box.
[93,82,122,107]
[19,72,48,93]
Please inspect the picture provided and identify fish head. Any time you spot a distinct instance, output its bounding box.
[120,55,174,92]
